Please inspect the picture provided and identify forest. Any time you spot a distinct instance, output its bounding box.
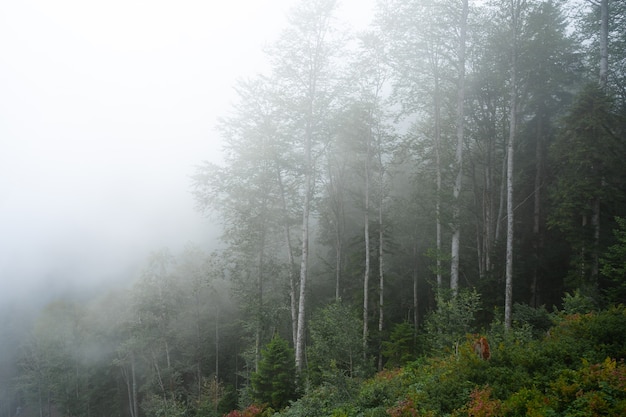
[1,0,625,415]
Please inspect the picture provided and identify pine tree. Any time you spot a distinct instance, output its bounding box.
[250,335,296,410]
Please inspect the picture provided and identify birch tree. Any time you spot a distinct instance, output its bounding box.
[267,0,342,373]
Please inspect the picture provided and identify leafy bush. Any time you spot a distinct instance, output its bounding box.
[424,289,481,353]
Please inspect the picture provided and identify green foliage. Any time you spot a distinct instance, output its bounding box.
[281,384,351,417]
[381,321,416,368]
[250,334,297,410]
[141,394,188,417]
[560,289,598,315]
[511,303,552,338]
[424,289,482,353]
[272,305,626,417]
[601,217,626,303]
[308,301,366,383]
[548,83,624,287]
[548,358,626,416]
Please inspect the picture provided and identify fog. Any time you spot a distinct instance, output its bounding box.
[0,0,371,306]
[0,0,374,304]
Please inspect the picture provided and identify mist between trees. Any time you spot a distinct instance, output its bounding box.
[2,0,625,416]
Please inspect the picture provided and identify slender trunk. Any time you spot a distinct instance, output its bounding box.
[215,304,220,381]
[276,168,298,348]
[450,0,468,296]
[531,115,543,307]
[377,134,385,371]
[413,239,419,332]
[193,290,203,396]
[495,142,507,243]
[505,0,519,331]
[336,226,342,301]
[131,352,138,417]
[38,383,43,417]
[363,125,371,361]
[255,243,265,372]
[594,0,607,283]
[327,159,344,301]
[591,197,600,282]
[434,75,443,290]
[599,0,608,88]
[485,133,495,275]
[295,117,312,373]
[472,161,485,280]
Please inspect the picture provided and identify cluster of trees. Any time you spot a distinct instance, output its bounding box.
[1,0,625,415]
[192,0,625,388]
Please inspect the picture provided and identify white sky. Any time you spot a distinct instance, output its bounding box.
[0,0,374,300]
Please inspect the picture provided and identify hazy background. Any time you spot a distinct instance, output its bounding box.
[0,0,373,303]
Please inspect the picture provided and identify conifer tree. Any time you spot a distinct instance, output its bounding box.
[250,335,296,410]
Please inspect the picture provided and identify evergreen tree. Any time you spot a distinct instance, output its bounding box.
[549,83,624,291]
[250,335,297,410]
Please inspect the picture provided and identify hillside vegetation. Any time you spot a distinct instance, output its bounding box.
[244,298,626,417]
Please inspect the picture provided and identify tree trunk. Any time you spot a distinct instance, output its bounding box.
[377,133,385,371]
[276,166,299,349]
[599,0,609,88]
[434,75,443,291]
[255,225,266,372]
[215,304,220,381]
[363,125,371,361]
[131,351,138,417]
[413,238,419,332]
[531,114,544,307]
[295,97,314,371]
[450,0,469,296]
[505,0,520,331]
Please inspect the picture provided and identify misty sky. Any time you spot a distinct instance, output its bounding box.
[0,0,373,301]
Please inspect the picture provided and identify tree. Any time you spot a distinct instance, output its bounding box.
[504,0,525,331]
[307,301,365,382]
[450,0,470,297]
[250,335,296,410]
[193,75,297,371]
[549,83,624,291]
[266,0,343,373]
[377,0,470,298]
[424,289,481,353]
[600,217,626,303]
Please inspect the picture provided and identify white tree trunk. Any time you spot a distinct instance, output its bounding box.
[505,0,520,331]
[377,133,385,371]
[295,135,311,372]
[363,126,371,360]
[450,0,468,296]
[599,0,608,88]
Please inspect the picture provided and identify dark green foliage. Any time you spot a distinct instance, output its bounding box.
[250,335,296,410]
[381,321,416,368]
[511,303,552,337]
[548,84,625,287]
[601,217,626,303]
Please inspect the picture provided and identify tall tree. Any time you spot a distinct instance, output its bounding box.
[548,83,623,291]
[504,0,525,331]
[450,0,470,296]
[267,0,342,373]
[193,75,296,371]
[377,0,469,296]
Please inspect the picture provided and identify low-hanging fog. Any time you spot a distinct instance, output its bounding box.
[0,0,375,304]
